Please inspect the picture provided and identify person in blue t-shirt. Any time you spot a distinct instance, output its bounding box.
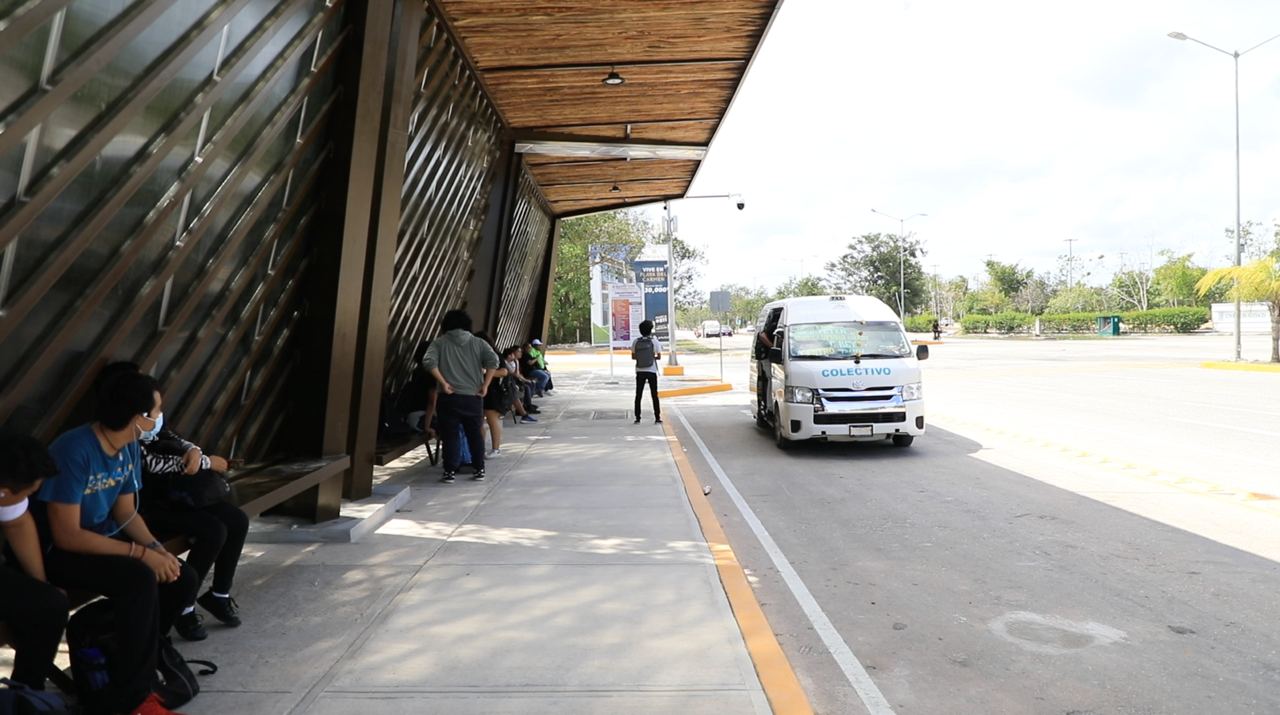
[36,370,197,715]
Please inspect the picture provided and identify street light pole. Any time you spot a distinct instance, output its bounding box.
[662,193,743,369]
[1168,29,1280,361]
[871,209,927,317]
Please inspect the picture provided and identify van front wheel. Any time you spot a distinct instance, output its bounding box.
[774,414,793,450]
[891,434,915,448]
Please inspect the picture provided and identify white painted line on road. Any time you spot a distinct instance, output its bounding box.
[674,408,896,715]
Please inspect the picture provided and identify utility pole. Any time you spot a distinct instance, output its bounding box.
[931,263,941,318]
[1064,238,1078,291]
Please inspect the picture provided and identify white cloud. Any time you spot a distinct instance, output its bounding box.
[644,0,1280,296]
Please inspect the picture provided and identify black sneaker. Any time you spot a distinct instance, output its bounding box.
[634,415,641,424]
[441,472,456,484]
[471,468,486,481]
[197,591,241,627]
[655,417,663,424]
[175,611,208,641]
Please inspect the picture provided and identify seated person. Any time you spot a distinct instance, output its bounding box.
[502,346,537,423]
[520,341,551,397]
[527,338,553,393]
[0,430,69,691]
[36,369,197,715]
[401,340,438,438]
[99,363,248,642]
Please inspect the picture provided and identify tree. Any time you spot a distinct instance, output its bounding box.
[774,275,827,299]
[656,235,706,312]
[1197,257,1280,362]
[1108,266,1156,311]
[1013,274,1053,315]
[549,210,652,343]
[936,276,969,319]
[824,233,927,315]
[723,283,772,326]
[984,260,1033,298]
[1045,285,1109,314]
[1152,251,1206,307]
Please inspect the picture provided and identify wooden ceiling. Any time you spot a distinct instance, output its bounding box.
[436,0,780,216]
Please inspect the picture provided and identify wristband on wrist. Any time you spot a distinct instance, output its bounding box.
[127,543,135,559]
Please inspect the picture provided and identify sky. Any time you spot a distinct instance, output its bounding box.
[640,0,1280,295]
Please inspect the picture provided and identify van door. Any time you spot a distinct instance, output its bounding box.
[754,307,783,419]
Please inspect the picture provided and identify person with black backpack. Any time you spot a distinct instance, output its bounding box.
[630,320,663,424]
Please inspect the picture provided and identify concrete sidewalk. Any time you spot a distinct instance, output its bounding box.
[181,370,773,714]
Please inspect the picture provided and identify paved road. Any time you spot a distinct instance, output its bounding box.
[664,334,1280,714]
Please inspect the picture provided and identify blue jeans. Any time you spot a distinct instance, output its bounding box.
[529,369,550,395]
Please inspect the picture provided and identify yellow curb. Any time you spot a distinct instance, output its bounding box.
[545,350,577,356]
[1201,361,1280,373]
[662,365,686,376]
[658,383,733,398]
[912,339,944,345]
[662,422,814,715]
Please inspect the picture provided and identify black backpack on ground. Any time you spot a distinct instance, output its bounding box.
[67,601,217,713]
[154,636,216,709]
[66,600,115,715]
[0,679,69,714]
[633,337,656,368]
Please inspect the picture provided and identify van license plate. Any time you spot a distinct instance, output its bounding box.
[849,425,873,437]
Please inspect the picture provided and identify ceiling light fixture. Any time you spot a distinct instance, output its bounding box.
[602,66,625,86]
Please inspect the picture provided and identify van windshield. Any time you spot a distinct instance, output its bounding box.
[786,321,911,359]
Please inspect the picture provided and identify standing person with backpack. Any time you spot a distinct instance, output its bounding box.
[631,320,663,424]
[423,310,500,484]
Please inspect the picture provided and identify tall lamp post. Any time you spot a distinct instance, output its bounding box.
[663,193,744,369]
[1168,29,1280,361]
[871,209,927,317]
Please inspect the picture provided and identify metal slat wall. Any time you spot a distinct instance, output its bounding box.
[0,0,347,458]
[494,163,553,348]
[382,4,504,392]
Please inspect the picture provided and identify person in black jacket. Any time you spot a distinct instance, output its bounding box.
[0,429,69,690]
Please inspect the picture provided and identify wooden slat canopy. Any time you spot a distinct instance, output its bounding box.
[436,0,781,216]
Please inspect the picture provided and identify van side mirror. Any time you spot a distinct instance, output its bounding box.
[916,344,930,361]
[769,347,784,363]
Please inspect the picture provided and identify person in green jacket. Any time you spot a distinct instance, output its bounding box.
[422,310,500,483]
[526,339,553,395]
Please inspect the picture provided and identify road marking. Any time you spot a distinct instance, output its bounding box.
[662,420,812,715]
[673,408,896,715]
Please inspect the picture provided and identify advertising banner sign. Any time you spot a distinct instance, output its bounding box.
[608,283,645,348]
[631,259,670,342]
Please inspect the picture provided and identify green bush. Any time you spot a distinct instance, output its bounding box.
[989,311,1034,334]
[1037,312,1097,333]
[960,314,991,333]
[904,315,936,333]
[1120,307,1208,333]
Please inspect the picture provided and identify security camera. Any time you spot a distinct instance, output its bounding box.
[736,201,745,211]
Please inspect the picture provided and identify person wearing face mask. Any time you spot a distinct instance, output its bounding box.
[97,362,247,643]
[0,429,69,691]
[33,369,198,715]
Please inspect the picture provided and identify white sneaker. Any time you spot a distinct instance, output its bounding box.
[488,449,503,458]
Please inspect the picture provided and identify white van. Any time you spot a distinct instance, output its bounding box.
[750,295,929,449]
[697,319,722,338]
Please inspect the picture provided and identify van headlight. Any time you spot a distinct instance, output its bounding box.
[785,386,815,404]
[901,382,923,401]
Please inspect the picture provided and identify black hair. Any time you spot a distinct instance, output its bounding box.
[95,370,162,431]
[0,429,57,490]
[502,345,520,359]
[639,320,654,337]
[441,309,472,332]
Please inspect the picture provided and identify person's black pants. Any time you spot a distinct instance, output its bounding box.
[756,370,770,415]
[146,499,249,597]
[438,393,485,472]
[0,564,68,689]
[44,547,197,712]
[634,372,660,419]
